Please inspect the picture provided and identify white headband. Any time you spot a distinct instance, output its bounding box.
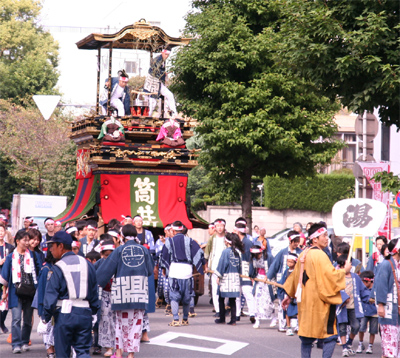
[108,231,119,238]
[235,226,246,233]
[66,227,77,234]
[391,239,400,255]
[250,247,263,254]
[172,225,183,231]
[100,244,115,252]
[86,224,97,230]
[124,235,140,244]
[309,227,327,240]
[45,219,54,224]
[288,253,299,262]
[288,234,300,241]
[225,237,232,245]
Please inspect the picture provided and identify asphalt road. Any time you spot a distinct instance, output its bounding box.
[0,278,382,358]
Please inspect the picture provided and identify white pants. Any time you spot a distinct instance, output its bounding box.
[241,285,255,316]
[101,98,125,117]
[211,274,220,313]
[278,298,287,330]
[149,83,177,116]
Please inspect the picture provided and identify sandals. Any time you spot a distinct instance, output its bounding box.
[181,319,189,326]
[165,305,172,316]
[155,298,163,308]
[168,320,181,327]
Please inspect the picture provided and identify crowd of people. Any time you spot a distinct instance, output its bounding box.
[0,213,399,358]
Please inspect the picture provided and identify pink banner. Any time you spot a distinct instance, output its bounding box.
[357,162,390,237]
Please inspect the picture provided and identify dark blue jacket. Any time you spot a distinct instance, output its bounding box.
[43,251,99,322]
[96,240,154,311]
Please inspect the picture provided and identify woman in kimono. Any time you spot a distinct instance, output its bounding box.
[249,244,275,329]
[0,230,40,354]
[214,233,244,326]
[375,238,400,358]
[0,222,14,334]
[96,224,154,358]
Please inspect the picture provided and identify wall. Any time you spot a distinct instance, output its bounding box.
[373,107,400,174]
[188,205,332,244]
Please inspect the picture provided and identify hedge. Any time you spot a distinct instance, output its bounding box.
[264,174,355,213]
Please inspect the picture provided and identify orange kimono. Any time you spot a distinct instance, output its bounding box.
[283,247,346,339]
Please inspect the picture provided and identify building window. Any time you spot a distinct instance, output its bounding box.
[124,61,137,74]
[337,132,357,163]
[381,124,390,161]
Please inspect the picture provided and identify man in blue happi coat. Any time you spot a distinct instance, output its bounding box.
[42,231,100,358]
[160,220,205,326]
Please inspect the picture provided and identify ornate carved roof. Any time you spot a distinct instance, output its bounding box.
[76,19,191,51]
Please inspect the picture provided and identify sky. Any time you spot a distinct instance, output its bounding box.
[37,0,193,106]
[39,0,192,36]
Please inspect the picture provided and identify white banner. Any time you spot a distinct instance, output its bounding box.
[332,198,387,236]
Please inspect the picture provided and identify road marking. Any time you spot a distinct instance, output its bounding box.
[149,332,248,355]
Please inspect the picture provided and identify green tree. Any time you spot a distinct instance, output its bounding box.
[276,0,400,127]
[0,157,36,209]
[172,0,343,230]
[372,171,400,195]
[0,0,59,102]
[0,99,76,197]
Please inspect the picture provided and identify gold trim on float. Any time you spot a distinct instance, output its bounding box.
[92,167,191,174]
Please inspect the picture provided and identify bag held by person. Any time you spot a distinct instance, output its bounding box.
[15,282,36,298]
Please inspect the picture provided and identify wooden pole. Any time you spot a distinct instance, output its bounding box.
[205,269,284,289]
[347,233,356,264]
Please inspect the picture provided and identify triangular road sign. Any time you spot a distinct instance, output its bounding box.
[33,95,61,120]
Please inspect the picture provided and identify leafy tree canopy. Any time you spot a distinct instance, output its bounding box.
[276,0,400,127]
[172,0,343,227]
[0,0,59,102]
[0,99,76,199]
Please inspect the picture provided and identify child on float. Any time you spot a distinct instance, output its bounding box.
[356,270,377,354]
[277,252,299,336]
[214,233,244,325]
[336,254,370,357]
[249,244,275,329]
[94,238,116,357]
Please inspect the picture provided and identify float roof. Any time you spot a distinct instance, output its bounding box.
[76,19,191,51]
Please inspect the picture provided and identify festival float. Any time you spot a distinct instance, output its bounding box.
[55,19,206,232]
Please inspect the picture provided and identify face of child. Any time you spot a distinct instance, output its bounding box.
[362,280,373,289]
[376,239,385,252]
[72,247,80,255]
[287,258,296,269]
